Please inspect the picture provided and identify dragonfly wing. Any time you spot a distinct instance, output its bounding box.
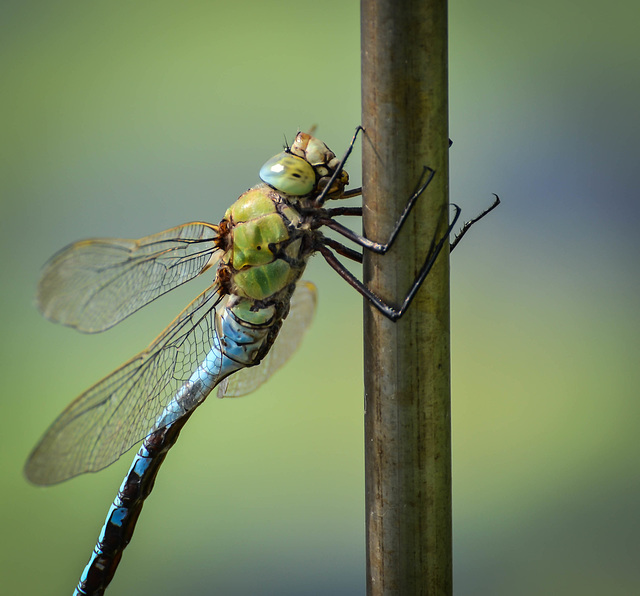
[37,222,220,333]
[217,281,317,398]
[25,283,228,486]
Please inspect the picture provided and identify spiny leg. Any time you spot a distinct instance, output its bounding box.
[312,126,433,252]
[321,237,363,263]
[450,194,501,252]
[313,126,364,207]
[341,188,363,200]
[321,205,363,218]
[314,128,498,318]
[315,166,435,253]
[318,193,500,319]
[317,205,461,321]
[324,193,501,254]
[318,131,496,253]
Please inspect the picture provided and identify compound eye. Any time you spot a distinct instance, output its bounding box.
[259,152,315,196]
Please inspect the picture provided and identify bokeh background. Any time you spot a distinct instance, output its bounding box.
[2,1,639,594]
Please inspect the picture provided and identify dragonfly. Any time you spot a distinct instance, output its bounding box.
[25,127,499,595]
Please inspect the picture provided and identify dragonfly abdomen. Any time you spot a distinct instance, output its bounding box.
[74,414,193,596]
[158,294,286,427]
[75,293,289,595]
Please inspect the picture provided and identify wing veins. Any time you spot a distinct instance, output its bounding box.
[26,283,226,484]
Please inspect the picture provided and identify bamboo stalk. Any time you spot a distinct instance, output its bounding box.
[361,0,452,594]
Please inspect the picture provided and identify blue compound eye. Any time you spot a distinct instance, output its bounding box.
[259,152,315,196]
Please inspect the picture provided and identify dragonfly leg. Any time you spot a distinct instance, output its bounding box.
[341,187,363,199]
[317,204,461,321]
[317,166,436,254]
[323,205,363,217]
[321,237,363,263]
[322,136,446,209]
[321,188,499,256]
[313,126,365,206]
[449,194,501,252]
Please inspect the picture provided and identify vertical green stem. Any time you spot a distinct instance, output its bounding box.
[361,0,452,594]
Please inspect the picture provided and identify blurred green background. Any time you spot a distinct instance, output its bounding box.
[2,1,639,594]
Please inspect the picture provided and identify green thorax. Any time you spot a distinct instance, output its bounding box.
[220,185,307,301]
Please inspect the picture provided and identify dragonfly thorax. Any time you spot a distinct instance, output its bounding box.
[218,186,310,301]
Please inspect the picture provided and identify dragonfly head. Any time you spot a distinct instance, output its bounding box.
[259,132,349,200]
[291,132,349,200]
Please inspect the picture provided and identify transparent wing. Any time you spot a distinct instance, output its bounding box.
[37,222,220,333]
[217,281,317,398]
[25,283,228,486]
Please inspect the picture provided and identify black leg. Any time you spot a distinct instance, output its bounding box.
[313,128,498,319]
[317,167,435,254]
[313,126,364,207]
[341,188,363,200]
[323,206,363,217]
[317,205,461,321]
[449,194,500,252]
[321,237,363,263]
